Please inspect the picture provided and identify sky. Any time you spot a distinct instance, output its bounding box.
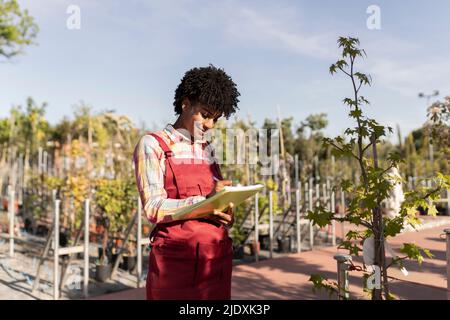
[2,0,450,140]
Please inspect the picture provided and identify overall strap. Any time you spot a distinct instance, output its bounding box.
[149,133,187,198]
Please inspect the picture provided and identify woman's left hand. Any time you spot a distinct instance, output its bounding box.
[207,202,234,228]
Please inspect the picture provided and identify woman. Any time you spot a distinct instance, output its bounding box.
[133,65,240,300]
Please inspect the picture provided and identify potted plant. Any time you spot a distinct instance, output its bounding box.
[120,239,137,272]
[95,215,111,282]
[94,177,138,279]
[276,235,292,253]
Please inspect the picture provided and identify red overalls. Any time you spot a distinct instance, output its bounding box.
[146,133,233,300]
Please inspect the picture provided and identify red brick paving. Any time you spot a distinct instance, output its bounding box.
[93,223,450,300]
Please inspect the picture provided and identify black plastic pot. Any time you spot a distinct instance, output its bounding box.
[59,231,70,261]
[36,225,49,237]
[120,255,137,272]
[259,235,270,250]
[277,236,291,253]
[95,264,111,282]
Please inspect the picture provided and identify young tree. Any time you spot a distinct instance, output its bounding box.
[0,0,38,60]
[307,37,450,300]
[426,96,449,162]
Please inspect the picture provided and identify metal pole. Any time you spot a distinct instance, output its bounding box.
[254,193,259,262]
[38,147,43,175]
[331,190,336,246]
[326,179,331,199]
[341,189,345,241]
[43,151,48,173]
[295,189,301,253]
[447,189,450,216]
[8,187,14,257]
[309,185,314,250]
[334,253,352,300]
[445,228,450,300]
[322,183,327,203]
[294,154,299,189]
[315,183,320,207]
[137,198,142,288]
[54,199,60,300]
[83,199,89,298]
[269,191,273,259]
[287,181,291,207]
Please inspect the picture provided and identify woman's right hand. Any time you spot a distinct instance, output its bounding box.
[206,179,232,198]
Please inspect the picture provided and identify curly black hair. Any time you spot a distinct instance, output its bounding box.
[173,64,240,119]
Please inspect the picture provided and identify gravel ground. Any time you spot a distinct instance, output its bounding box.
[0,234,149,300]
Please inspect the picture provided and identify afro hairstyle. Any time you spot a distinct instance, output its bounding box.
[173,64,240,119]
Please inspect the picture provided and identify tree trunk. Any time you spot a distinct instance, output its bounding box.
[371,135,389,299]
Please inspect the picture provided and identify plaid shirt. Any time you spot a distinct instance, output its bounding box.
[133,124,218,232]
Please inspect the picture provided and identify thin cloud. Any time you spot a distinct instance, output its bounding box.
[224,7,339,60]
[366,58,450,97]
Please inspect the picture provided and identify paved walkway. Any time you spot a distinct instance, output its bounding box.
[94,220,450,300]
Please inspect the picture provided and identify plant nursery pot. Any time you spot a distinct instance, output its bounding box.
[59,231,70,260]
[258,234,270,250]
[277,236,291,253]
[59,231,69,247]
[120,255,137,272]
[115,239,123,248]
[95,264,111,282]
[143,225,150,235]
[36,225,49,237]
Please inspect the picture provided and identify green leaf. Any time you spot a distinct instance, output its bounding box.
[343,98,357,107]
[308,274,337,299]
[338,240,362,255]
[400,243,434,265]
[329,64,337,74]
[349,109,362,118]
[306,206,334,228]
[384,218,403,237]
[427,204,438,217]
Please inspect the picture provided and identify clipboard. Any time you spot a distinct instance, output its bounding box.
[173,184,264,219]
